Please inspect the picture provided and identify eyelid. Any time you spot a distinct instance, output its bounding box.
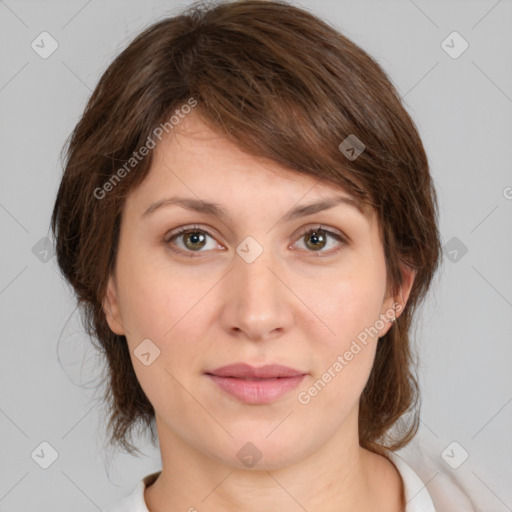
[294,224,347,244]
[164,224,219,244]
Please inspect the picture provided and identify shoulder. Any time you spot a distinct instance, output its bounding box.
[104,472,160,512]
[384,450,438,511]
[385,437,481,512]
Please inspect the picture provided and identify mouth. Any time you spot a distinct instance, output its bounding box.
[205,363,308,404]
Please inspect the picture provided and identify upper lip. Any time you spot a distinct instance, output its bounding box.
[206,363,306,379]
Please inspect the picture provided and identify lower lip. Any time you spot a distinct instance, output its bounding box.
[207,374,306,404]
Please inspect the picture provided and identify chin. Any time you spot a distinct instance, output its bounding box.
[213,432,309,471]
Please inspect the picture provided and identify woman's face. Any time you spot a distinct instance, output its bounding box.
[103,112,413,469]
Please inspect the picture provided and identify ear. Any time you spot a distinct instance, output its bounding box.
[394,263,416,315]
[378,263,417,336]
[102,274,126,336]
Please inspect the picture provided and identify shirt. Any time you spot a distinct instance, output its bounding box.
[104,450,437,511]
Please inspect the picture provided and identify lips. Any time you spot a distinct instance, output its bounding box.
[205,363,307,404]
[206,362,305,379]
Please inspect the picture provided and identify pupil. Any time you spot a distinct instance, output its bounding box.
[186,232,205,250]
[307,230,325,250]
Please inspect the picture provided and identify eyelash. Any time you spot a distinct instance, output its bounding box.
[164,224,347,258]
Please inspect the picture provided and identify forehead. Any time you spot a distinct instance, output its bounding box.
[151,112,310,187]
[125,112,373,223]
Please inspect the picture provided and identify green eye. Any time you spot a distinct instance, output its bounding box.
[294,225,346,255]
[164,224,346,258]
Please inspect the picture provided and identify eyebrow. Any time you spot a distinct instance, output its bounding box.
[142,194,365,222]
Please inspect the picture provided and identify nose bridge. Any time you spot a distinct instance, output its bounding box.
[234,233,280,303]
[222,234,291,339]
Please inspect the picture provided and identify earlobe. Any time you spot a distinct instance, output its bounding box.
[102,275,126,336]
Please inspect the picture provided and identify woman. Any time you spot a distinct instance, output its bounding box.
[51,1,447,510]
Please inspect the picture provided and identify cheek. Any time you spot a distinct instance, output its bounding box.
[301,256,387,398]
[300,281,383,416]
[116,243,196,339]
[118,275,169,341]
[115,254,215,380]
[114,268,202,406]
[316,266,387,348]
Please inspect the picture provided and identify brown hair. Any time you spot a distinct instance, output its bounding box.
[51,0,442,456]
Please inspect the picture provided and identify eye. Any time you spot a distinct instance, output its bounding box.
[164,225,221,257]
[292,225,346,255]
[164,224,347,258]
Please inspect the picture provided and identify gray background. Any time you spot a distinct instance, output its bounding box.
[1,0,511,511]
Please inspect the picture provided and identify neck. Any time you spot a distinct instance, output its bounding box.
[144,415,403,512]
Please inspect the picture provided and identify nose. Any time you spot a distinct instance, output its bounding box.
[219,238,294,342]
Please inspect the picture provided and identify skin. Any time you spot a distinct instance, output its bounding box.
[103,111,415,512]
